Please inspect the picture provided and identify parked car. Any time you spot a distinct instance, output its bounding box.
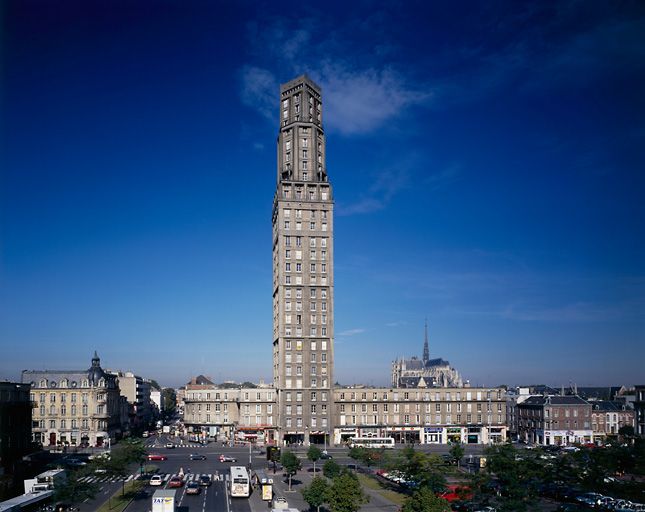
[168,476,184,488]
[219,454,237,462]
[199,475,212,486]
[190,453,206,460]
[554,505,594,512]
[147,454,167,461]
[186,482,201,495]
[272,497,289,510]
[149,475,163,486]
[576,493,604,507]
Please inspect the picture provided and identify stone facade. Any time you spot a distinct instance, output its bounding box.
[110,371,156,433]
[333,386,507,445]
[590,401,634,438]
[634,385,645,438]
[182,383,277,444]
[517,395,593,446]
[272,75,334,446]
[181,382,507,446]
[22,353,121,447]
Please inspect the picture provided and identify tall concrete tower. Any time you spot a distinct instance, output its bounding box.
[272,75,334,446]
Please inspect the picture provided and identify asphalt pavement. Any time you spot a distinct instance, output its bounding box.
[75,434,504,512]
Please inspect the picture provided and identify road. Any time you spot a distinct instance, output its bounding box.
[74,434,519,512]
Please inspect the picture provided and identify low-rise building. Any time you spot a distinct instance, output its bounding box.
[0,382,32,477]
[333,386,507,445]
[182,378,277,444]
[517,395,593,446]
[634,385,645,438]
[109,371,156,433]
[590,401,634,439]
[22,353,121,448]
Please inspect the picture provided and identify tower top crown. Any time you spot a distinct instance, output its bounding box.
[280,74,321,95]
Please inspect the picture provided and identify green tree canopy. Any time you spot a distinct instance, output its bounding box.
[326,472,369,512]
[53,470,98,506]
[302,476,329,512]
[323,458,341,479]
[477,443,543,512]
[307,445,323,474]
[388,446,446,492]
[401,487,451,512]
[281,450,302,491]
[449,442,465,467]
[162,388,176,415]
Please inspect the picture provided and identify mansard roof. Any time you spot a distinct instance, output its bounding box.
[521,395,590,407]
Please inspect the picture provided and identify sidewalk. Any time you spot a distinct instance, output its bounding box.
[248,463,400,512]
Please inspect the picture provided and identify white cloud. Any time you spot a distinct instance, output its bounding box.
[337,162,411,216]
[240,18,432,135]
[337,328,366,337]
[240,66,278,120]
[319,65,432,135]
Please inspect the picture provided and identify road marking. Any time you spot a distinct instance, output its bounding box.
[224,474,231,512]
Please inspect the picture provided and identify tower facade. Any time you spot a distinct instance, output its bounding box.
[272,75,334,446]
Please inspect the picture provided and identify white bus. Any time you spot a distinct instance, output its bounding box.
[229,466,251,498]
[349,437,395,449]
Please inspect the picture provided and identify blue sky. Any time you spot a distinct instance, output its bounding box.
[1,1,643,388]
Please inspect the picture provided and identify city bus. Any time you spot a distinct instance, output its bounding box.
[349,437,395,449]
[229,466,251,498]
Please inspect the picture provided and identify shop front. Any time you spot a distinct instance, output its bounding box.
[237,426,275,445]
[488,427,504,444]
[467,426,481,444]
[423,427,443,444]
[387,427,420,444]
[283,431,305,446]
[446,427,463,443]
[336,428,358,445]
[544,430,594,446]
[309,430,328,446]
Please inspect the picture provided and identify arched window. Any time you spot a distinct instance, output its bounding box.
[40,379,47,388]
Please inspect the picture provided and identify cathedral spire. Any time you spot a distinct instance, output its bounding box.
[422,318,429,364]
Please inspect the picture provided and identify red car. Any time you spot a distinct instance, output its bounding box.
[438,485,472,502]
[168,476,184,488]
[147,454,167,461]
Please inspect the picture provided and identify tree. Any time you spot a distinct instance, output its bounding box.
[302,476,329,512]
[52,470,98,506]
[326,472,369,512]
[94,439,147,497]
[162,388,176,416]
[478,443,543,512]
[308,445,323,474]
[389,446,446,492]
[449,442,465,468]
[281,450,302,491]
[401,487,451,512]
[323,458,341,479]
